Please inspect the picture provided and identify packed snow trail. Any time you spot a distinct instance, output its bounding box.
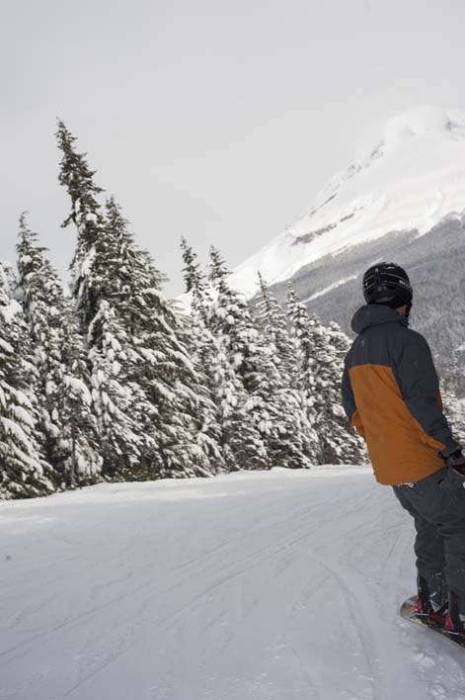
[1,467,465,700]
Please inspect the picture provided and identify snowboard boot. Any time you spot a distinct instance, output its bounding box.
[414,576,447,625]
[445,591,465,637]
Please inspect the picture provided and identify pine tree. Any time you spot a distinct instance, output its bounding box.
[17,214,63,464]
[288,283,365,465]
[208,247,264,393]
[57,123,151,477]
[287,283,318,414]
[57,120,220,480]
[59,305,102,486]
[255,275,318,467]
[16,214,101,486]
[209,247,273,469]
[444,392,465,446]
[208,248,315,469]
[180,236,206,299]
[88,299,143,476]
[443,345,465,397]
[99,203,219,478]
[0,263,54,499]
[255,273,296,381]
[175,309,226,472]
[181,238,258,470]
[56,120,105,330]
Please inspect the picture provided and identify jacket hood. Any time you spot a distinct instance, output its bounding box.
[351,304,408,334]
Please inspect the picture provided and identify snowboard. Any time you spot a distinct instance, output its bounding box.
[400,595,465,649]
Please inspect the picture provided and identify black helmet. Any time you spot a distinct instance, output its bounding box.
[363,262,412,308]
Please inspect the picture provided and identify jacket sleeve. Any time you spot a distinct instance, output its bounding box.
[394,333,458,453]
[341,361,365,438]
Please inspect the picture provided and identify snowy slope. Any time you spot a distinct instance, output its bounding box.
[232,106,465,297]
[2,468,465,700]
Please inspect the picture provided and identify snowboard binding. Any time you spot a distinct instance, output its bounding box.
[401,582,465,649]
[444,590,465,637]
[413,576,448,626]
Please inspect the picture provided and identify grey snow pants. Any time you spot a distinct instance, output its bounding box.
[393,467,465,611]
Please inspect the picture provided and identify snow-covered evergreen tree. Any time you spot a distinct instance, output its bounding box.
[181,237,260,471]
[98,203,218,478]
[56,120,105,330]
[326,321,352,360]
[88,299,143,477]
[180,236,206,300]
[444,392,465,446]
[287,284,318,415]
[58,119,224,479]
[255,274,318,466]
[16,214,101,486]
[208,248,314,469]
[57,123,152,477]
[287,283,365,465]
[16,214,63,464]
[175,309,226,472]
[0,262,54,499]
[209,247,273,469]
[443,344,465,398]
[59,305,102,486]
[255,273,296,381]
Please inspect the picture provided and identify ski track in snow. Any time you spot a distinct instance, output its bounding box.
[1,467,465,700]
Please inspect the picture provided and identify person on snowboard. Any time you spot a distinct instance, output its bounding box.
[342,262,465,635]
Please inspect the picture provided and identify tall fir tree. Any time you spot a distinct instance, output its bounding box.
[181,238,263,470]
[100,202,219,478]
[58,120,221,479]
[255,274,318,467]
[57,121,153,476]
[208,248,315,469]
[16,214,63,464]
[175,308,226,472]
[59,304,102,486]
[88,298,143,476]
[0,262,54,499]
[16,214,101,486]
[287,283,318,417]
[444,392,465,446]
[56,120,106,330]
[255,273,296,381]
[287,283,365,464]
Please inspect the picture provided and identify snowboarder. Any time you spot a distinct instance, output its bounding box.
[341,262,465,635]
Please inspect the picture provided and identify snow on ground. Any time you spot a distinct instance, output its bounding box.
[1,466,465,700]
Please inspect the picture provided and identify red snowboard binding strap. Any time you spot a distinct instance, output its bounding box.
[414,576,449,625]
[445,591,465,637]
[414,596,447,625]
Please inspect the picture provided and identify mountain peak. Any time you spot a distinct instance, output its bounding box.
[231,106,465,298]
[382,106,465,146]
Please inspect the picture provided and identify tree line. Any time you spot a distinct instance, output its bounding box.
[6,122,462,499]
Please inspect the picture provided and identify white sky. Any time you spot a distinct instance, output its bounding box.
[2,0,465,295]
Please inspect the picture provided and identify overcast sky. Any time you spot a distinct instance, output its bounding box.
[2,0,465,295]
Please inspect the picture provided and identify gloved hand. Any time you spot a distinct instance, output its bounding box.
[440,447,465,479]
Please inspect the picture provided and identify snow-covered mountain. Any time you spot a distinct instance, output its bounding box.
[232,106,465,297]
[231,106,465,392]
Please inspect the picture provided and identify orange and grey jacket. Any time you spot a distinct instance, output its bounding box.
[341,305,457,485]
